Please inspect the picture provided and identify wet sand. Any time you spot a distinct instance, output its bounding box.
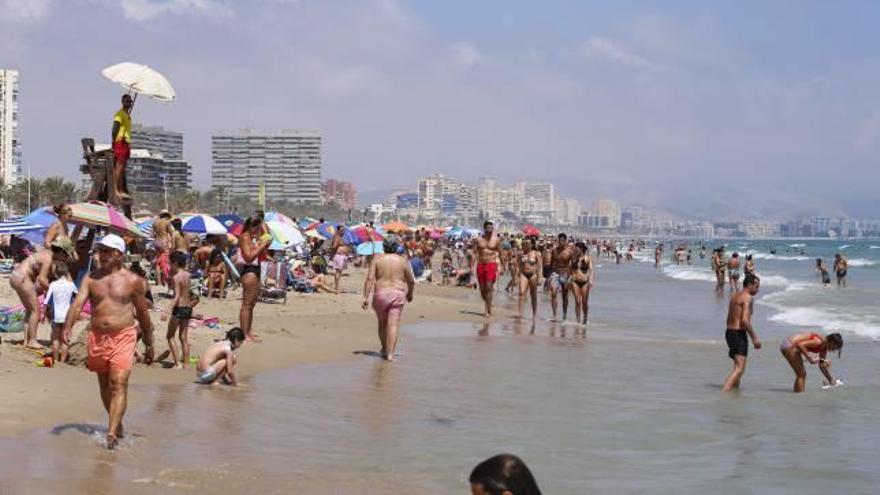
[0,268,493,437]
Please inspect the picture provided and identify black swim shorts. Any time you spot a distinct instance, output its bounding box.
[725,329,748,359]
[240,265,261,279]
[172,306,193,320]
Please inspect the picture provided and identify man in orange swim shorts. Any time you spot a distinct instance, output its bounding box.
[63,234,154,449]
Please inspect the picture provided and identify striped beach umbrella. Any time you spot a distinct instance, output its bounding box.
[0,219,43,235]
[267,220,305,247]
[264,211,297,228]
[181,214,227,235]
[66,201,145,237]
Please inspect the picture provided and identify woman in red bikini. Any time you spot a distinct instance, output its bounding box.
[779,332,843,392]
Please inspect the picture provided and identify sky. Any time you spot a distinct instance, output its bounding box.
[2,0,880,219]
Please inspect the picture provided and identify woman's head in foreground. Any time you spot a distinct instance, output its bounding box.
[469,453,541,495]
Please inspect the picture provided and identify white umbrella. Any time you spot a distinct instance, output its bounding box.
[102,62,176,101]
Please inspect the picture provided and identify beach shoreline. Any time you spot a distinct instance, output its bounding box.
[0,267,492,438]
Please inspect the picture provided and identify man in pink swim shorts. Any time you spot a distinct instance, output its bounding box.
[64,234,155,449]
[362,239,415,361]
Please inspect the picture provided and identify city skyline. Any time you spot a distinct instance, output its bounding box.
[3,1,880,218]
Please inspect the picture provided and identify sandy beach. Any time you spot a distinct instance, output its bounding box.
[0,266,492,438]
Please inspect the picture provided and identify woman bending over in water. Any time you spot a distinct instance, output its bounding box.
[780,332,843,392]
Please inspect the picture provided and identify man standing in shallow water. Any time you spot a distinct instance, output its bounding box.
[473,221,503,317]
[362,240,415,361]
[722,274,761,392]
[63,234,155,449]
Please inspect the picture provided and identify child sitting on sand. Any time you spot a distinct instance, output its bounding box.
[780,332,843,392]
[44,262,77,363]
[196,327,245,386]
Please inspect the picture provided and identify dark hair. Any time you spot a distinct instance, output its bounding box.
[746,254,752,261]
[732,252,739,258]
[484,221,494,228]
[469,454,542,495]
[53,203,69,216]
[129,261,146,278]
[557,233,567,241]
[743,274,760,287]
[816,258,822,265]
[170,251,188,267]
[171,218,182,230]
[226,327,245,343]
[826,333,843,357]
[383,239,398,254]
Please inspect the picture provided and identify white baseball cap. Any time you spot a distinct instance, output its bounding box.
[98,234,127,255]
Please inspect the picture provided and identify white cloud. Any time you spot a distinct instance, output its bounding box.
[118,0,231,21]
[579,36,664,71]
[854,114,880,152]
[0,0,52,24]
[449,42,481,69]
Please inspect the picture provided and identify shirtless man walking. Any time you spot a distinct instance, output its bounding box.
[362,239,415,361]
[549,233,574,322]
[727,252,742,293]
[722,274,761,392]
[63,234,154,449]
[472,221,503,317]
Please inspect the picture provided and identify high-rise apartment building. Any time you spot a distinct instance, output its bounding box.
[130,124,191,190]
[594,199,621,229]
[0,69,22,185]
[212,129,322,203]
[132,124,184,160]
[322,179,357,210]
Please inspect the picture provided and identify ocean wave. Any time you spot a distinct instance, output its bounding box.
[789,243,806,248]
[869,246,880,249]
[755,274,791,287]
[839,244,850,250]
[661,266,715,283]
[847,258,877,267]
[768,306,880,340]
[748,252,809,261]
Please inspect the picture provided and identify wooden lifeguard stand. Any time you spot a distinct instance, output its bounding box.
[79,138,133,219]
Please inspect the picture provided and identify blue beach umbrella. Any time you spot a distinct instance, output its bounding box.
[214,214,243,229]
[315,222,336,239]
[181,214,227,235]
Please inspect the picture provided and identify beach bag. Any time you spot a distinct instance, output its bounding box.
[0,306,25,333]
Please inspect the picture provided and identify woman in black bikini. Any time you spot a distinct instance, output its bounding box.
[239,216,272,342]
[570,242,594,325]
[516,239,543,320]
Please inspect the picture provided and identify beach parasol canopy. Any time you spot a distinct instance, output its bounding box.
[181,214,227,235]
[356,241,384,256]
[264,211,297,228]
[214,214,243,230]
[383,221,410,233]
[267,220,305,247]
[0,219,43,235]
[522,224,541,237]
[66,201,145,237]
[351,226,383,243]
[102,62,176,101]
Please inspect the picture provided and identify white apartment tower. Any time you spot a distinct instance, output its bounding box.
[212,129,322,203]
[0,69,22,185]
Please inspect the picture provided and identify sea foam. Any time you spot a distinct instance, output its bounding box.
[768,306,880,340]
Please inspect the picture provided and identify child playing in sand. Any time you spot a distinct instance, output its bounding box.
[196,327,245,385]
[44,262,77,363]
[780,331,843,392]
[206,249,227,299]
[167,252,193,368]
